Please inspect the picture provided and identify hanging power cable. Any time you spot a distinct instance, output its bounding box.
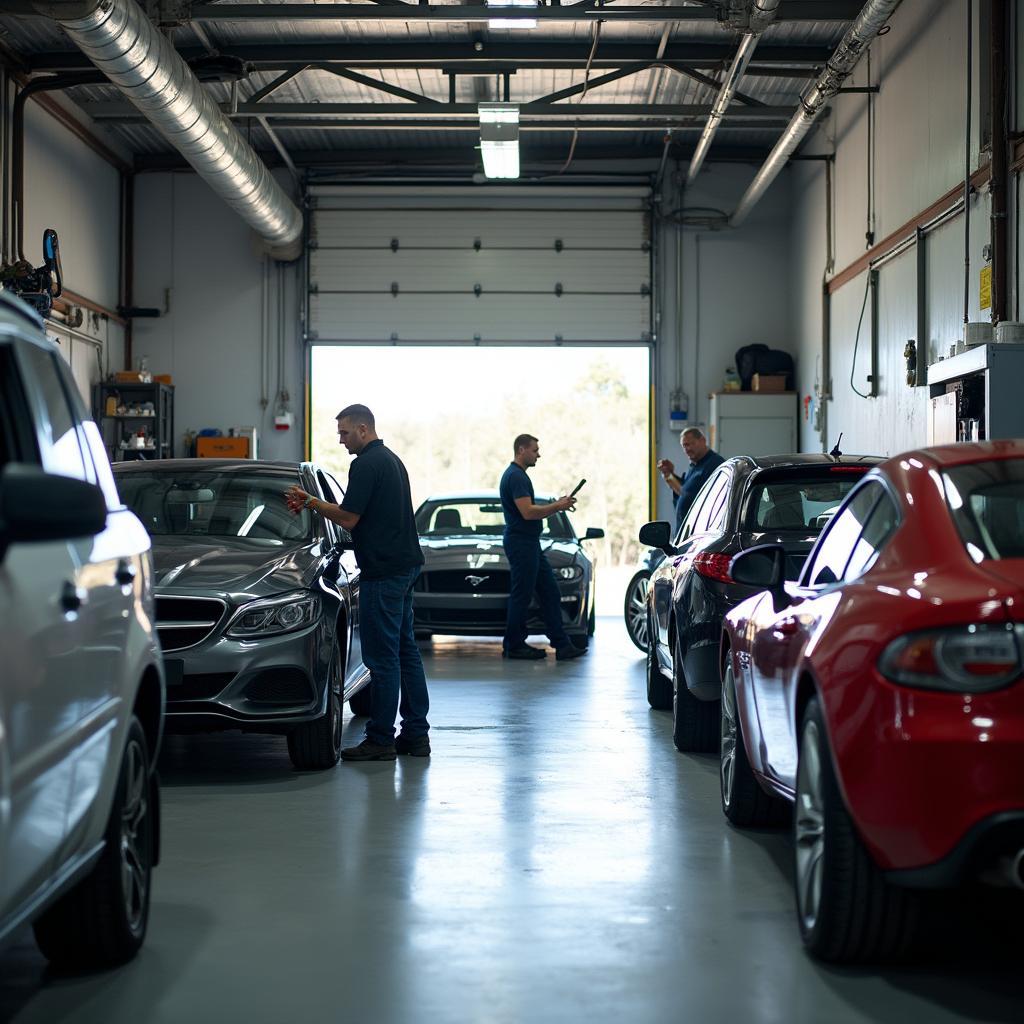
[556,20,603,176]
[849,272,873,399]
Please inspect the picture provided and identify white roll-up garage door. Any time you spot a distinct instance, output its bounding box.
[307,186,651,344]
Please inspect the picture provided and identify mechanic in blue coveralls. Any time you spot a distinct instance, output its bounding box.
[499,433,587,662]
[657,427,724,536]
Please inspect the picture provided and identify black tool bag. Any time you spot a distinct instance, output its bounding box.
[734,344,795,391]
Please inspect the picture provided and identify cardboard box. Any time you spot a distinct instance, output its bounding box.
[114,371,145,383]
[196,436,250,459]
[752,374,788,393]
[154,374,173,385]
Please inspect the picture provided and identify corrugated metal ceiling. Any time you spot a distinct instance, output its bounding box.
[0,3,854,171]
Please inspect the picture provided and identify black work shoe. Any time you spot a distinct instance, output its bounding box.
[503,645,547,660]
[340,739,397,762]
[555,644,587,661]
[395,733,431,757]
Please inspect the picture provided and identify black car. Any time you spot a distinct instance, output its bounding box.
[114,459,371,771]
[623,548,665,651]
[413,492,602,645]
[638,453,881,752]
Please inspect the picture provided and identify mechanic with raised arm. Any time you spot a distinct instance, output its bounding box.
[285,404,429,762]
[500,433,586,662]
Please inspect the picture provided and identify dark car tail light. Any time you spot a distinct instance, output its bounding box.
[878,624,1024,692]
[692,552,734,584]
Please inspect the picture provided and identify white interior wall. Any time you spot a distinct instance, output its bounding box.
[131,171,305,461]
[653,161,793,522]
[788,0,1007,457]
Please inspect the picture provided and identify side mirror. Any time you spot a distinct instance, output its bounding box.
[0,464,106,559]
[583,527,604,540]
[730,544,789,603]
[638,520,673,554]
[335,527,354,552]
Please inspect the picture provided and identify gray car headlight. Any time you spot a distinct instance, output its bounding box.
[226,591,321,638]
[557,565,584,581]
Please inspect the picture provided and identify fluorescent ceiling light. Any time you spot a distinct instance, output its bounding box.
[486,0,538,29]
[478,103,520,179]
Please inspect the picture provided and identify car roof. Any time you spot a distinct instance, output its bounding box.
[0,288,45,335]
[113,458,309,474]
[899,440,1024,468]
[735,453,882,470]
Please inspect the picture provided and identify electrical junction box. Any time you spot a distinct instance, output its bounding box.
[669,410,688,432]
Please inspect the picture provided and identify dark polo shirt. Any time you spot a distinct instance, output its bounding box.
[500,462,542,539]
[340,439,424,580]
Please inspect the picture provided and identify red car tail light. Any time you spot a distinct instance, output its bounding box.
[878,624,1023,692]
[692,552,733,583]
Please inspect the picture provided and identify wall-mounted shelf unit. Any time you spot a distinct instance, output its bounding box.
[927,343,1024,444]
[92,381,175,462]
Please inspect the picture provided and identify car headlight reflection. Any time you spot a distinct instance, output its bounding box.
[226,591,320,639]
[557,565,584,582]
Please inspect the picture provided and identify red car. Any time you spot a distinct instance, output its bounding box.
[719,441,1024,963]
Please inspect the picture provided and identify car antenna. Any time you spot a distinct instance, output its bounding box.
[829,433,844,461]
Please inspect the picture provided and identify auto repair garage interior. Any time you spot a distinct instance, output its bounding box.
[0,0,1023,1020]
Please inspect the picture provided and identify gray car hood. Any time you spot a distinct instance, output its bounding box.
[419,534,579,567]
[150,535,317,597]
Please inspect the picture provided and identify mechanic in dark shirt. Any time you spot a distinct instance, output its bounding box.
[286,404,429,762]
[658,427,724,535]
[499,433,586,662]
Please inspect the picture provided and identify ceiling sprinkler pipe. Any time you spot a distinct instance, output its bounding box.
[34,0,303,260]
[687,1,779,186]
[730,0,903,227]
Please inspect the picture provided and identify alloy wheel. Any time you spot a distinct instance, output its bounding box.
[794,720,826,934]
[720,664,738,808]
[119,738,149,935]
[626,574,650,649]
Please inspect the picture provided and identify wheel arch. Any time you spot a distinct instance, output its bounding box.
[132,664,163,766]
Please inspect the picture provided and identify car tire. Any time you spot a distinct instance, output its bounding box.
[624,571,651,651]
[287,689,342,771]
[645,624,673,710]
[33,716,154,969]
[720,660,789,827]
[672,636,719,752]
[794,696,919,963]
[348,682,373,717]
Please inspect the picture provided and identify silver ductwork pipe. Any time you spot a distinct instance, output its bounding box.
[33,0,304,260]
[730,0,902,226]
[687,1,779,186]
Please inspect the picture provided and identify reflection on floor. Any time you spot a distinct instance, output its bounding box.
[2,619,1023,1024]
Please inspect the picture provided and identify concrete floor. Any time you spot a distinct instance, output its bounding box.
[1,619,1022,1024]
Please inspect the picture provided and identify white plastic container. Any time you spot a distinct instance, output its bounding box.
[995,321,1024,344]
[965,321,994,348]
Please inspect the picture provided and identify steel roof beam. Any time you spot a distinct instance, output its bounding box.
[190,3,863,23]
[27,42,832,73]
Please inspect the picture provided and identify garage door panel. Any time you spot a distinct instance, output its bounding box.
[311,249,649,296]
[310,293,649,343]
[313,209,650,251]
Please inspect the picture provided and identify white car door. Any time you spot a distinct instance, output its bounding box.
[0,339,82,914]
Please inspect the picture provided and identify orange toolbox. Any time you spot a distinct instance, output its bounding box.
[196,436,250,458]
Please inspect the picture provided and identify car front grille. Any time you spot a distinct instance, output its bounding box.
[419,570,510,595]
[156,596,227,652]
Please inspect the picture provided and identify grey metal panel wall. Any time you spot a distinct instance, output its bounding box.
[308,197,651,343]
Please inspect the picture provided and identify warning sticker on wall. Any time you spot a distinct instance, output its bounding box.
[980,265,992,310]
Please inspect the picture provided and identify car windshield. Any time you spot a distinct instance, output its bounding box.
[745,468,870,532]
[943,459,1024,560]
[415,499,574,539]
[116,470,312,543]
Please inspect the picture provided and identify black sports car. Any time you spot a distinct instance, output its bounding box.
[115,459,371,771]
[413,492,603,645]
[638,453,881,752]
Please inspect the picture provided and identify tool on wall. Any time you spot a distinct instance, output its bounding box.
[0,229,63,316]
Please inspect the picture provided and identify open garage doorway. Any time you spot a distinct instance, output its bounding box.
[309,345,651,615]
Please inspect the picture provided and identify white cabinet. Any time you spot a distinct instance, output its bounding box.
[708,392,798,459]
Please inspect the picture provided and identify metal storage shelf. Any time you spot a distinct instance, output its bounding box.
[93,381,175,462]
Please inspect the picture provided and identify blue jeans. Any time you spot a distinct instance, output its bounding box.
[359,567,430,746]
[503,533,571,651]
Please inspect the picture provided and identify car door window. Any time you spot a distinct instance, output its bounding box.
[702,472,732,534]
[843,488,899,581]
[802,485,881,587]
[674,473,716,546]
[20,344,88,480]
[322,470,354,546]
[0,348,39,467]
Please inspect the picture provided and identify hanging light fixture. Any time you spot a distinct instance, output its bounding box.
[478,103,520,179]
[486,0,538,29]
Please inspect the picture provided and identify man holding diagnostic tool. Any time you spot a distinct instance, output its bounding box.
[499,434,587,662]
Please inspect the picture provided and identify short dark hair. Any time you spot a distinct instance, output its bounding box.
[513,433,538,454]
[336,404,375,430]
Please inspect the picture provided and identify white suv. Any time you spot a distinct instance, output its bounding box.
[0,290,164,968]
